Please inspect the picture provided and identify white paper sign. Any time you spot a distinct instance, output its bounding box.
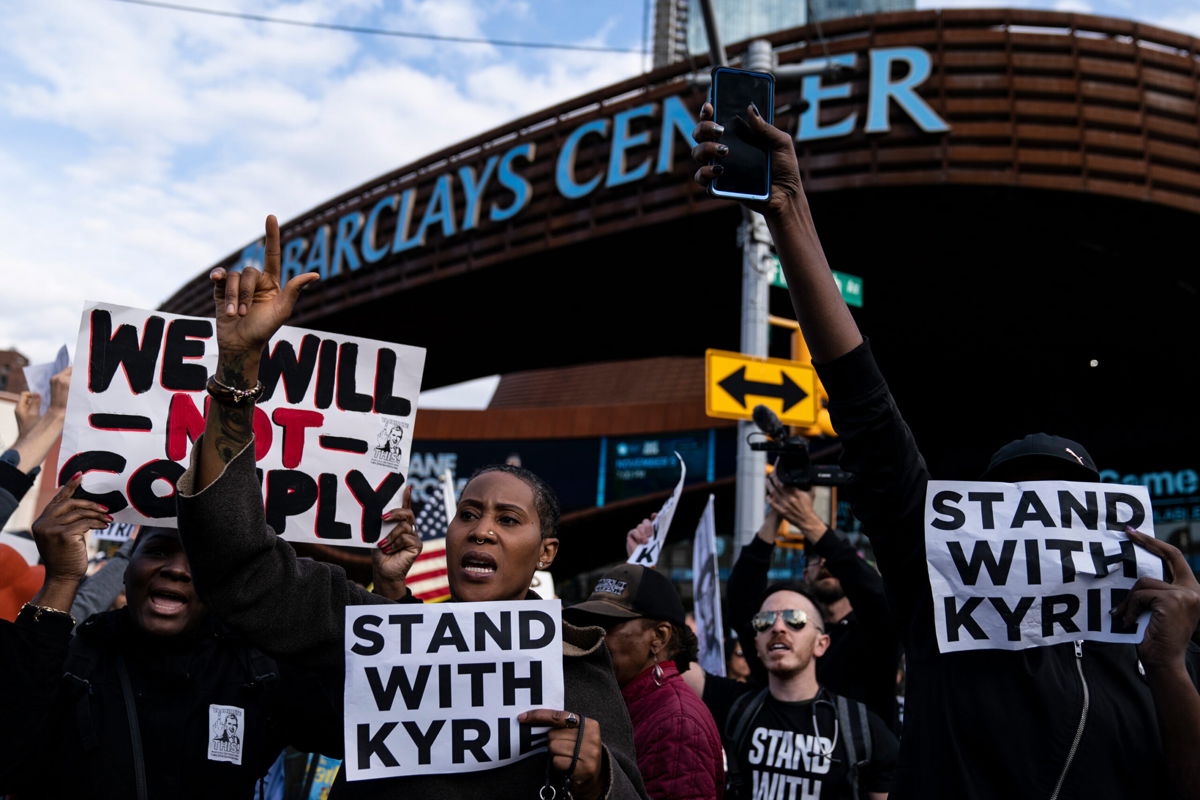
[59,302,425,546]
[924,480,1163,653]
[21,345,70,415]
[692,494,726,676]
[628,452,686,567]
[344,600,564,780]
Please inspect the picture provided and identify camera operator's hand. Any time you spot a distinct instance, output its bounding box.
[766,473,826,543]
[691,101,804,220]
[625,513,656,557]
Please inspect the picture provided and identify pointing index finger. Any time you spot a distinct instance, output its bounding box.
[1126,527,1194,586]
[264,214,281,285]
[402,484,413,510]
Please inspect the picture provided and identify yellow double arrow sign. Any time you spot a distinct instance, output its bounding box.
[705,349,818,426]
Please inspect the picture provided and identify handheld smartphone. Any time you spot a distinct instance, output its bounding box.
[709,66,775,201]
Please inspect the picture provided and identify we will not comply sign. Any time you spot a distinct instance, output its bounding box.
[925,481,1162,653]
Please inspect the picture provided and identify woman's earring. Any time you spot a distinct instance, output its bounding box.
[537,561,546,568]
[653,663,665,686]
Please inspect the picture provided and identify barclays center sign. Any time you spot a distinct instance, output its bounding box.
[235,47,949,279]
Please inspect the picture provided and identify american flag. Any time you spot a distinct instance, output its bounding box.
[408,470,456,602]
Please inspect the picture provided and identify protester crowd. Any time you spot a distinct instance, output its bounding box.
[1,103,1199,800]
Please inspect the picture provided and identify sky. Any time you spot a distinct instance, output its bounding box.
[1,0,1197,364]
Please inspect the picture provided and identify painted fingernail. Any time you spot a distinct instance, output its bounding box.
[104,515,114,522]
[71,472,83,482]
[97,505,109,513]
[717,144,729,156]
[712,164,725,175]
[713,123,725,135]
[381,513,391,521]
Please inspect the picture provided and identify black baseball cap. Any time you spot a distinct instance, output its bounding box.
[981,433,1099,482]
[564,564,686,628]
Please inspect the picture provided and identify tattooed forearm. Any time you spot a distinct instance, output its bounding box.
[211,350,260,463]
[220,351,252,388]
[213,403,253,464]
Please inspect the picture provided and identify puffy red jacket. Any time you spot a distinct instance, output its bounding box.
[621,660,725,800]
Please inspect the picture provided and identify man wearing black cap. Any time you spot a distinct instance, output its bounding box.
[690,105,1193,799]
[565,564,725,800]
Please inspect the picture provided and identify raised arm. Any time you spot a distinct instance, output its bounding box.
[767,474,890,627]
[176,216,374,658]
[726,507,781,686]
[1,369,71,530]
[196,215,319,490]
[692,108,931,620]
[691,102,861,363]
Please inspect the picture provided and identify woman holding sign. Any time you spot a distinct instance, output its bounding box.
[175,216,646,800]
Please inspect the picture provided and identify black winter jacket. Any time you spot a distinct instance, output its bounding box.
[0,605,334,799]
[817,340,1175,800]
[175,438,649,800]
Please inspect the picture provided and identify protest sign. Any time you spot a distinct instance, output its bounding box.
[59,302,425,546]
[343,600,564,780]
[692,494,725,676]
[628,452,685,567]
[924,480,1162,653]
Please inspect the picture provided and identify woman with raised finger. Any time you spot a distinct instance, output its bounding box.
[176,216,647,800]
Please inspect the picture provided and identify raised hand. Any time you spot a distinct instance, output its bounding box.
[691,101,804,218]
[14,391,41,438]
[766,472,826,541]
[32,473,113,612]
[373,486,422,599]
[208,215,320,359]
[48,366,71,414]
[198,216,321,485]
[625,513,656,557]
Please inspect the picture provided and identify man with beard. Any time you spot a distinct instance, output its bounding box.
[725,475,900,731]
[701,586,898,800]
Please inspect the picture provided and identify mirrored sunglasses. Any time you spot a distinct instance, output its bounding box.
[751,608,812,633]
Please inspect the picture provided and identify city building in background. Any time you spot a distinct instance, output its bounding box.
[653,0,915,68]
[159,9,1200,593]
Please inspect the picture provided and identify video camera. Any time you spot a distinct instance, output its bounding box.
[749,404,854,489]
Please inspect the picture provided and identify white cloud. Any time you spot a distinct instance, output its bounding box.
[0,0,639,361]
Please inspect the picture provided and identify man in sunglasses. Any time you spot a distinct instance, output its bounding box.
[725,475,901,733]
[691,584,898,800]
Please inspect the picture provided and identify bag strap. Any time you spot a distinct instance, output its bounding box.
[833,693,872,800]
[726,687,770,759]
[115,653,149,800]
